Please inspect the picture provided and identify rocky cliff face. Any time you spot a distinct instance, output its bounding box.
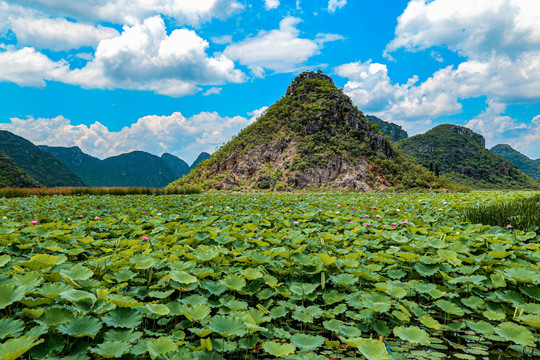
[169,71,451,191]
[366,115,408,143]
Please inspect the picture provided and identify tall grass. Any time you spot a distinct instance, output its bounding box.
[466,194,540,231]
[0,185,201,198]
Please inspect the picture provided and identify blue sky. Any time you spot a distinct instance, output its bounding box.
[0,0,539,163]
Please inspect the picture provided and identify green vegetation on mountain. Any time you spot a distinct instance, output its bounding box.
[396,124,540,190]
[170,71,464,192]
[366,115,408,142]
[190,152,211,170]
[0,151,41,188]
[0,131,84,187]
[40,146,178,187]
[161,153,190,178]
[491,144,540,181]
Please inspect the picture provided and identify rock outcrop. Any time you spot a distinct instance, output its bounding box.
[169,71,454,191]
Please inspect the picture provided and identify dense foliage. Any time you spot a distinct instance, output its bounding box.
[366,116,408,143]
[397,125,540,190]
[466,194,540,232]
[0,131,84,187]
[161,154,190,179]
[0,191,538,359]
[0,151,41,188]
[190,153,211,171]
[491,144,540,181]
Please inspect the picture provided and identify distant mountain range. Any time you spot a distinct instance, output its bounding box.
[396,124,540,190]
[39,145,210,187]
[490,144,540,181]
[0,130,84,187]
[0,129,208,188]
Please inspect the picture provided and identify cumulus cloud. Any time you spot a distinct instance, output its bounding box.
[264,0,280,10]
[387,0,540,58]
[0,16,245,96]
[327,0,347,13]
[0,46,70,87]
[10,17,119,51]
[14,0,244,26]
[0,108,266,162]
[224,17,341,75]
[465,100,540,158]
[203,87,222,96]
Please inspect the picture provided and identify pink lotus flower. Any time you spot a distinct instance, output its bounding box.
[349,221,353,224]
[218,226,222,229]
[288,210,292,213]
[30,220,38,225]
[376,214,381,218]
[365,223,371,227]
[391,222,398,226]
[443,202,447,205]
[364,215,370,218]
[293,221,299,225]
[318,210,322,213]
[94,217,100,221]
[372,206,377,210]
[506,225,513,229]
[210,206,214,209]
[142,236,149,241]
[337,205,341,208]
[142,212,146,215]
[402,221,408,225]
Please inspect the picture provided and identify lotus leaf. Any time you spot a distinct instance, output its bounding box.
[60,290,96,304]
[0,285,25,310]
[262,341,296,357]
[182,304,211,322]
[208,316,247,338]
[289,283,317,296]
[0,255,10,267]
[35,307,74,326]
[39,282,73,299]
[103,329,142,343]
[12,272,43,289]
[0,335,44,360]
[0,319,24,340]
[107,294,143,307]
[494,322,536,346]
[435,300,465,316]
[290,334,324,351]
[101,308,142,328]
[91,341,132,358]
[60,266,94,281]
[393,326,430,346]
[145,303,171,316]
[170,270,198,284]
[504,267,540,283]
[57,316,102,338]
[147,337,178,360]
[346,339,390,360]
[361,292,392,313]
[221,275,246,291]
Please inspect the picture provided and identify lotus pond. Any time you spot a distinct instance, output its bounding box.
[0,191,538,360]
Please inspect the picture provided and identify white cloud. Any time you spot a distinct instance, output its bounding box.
[0,16,245,96]
[465,100,540,158]
[264,0,280,10]
[14,0,244,26]
[211,35,233,44]
[0,108,267,163]
[203,87,222,96]
[327,0,347,13]
[387,0,540,58]
[224,17,341,74]
[10,17,119,51]
[0,46,70,87]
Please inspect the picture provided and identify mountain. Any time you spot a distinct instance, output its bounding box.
[190,152,211,170]
[0,131,85,187]
[169,70,459,192]
[0,151,41,188]
[366,115,408,142]
[39,146,178,187]
[161,153,190,179]
[490,144,540,181]
[396,124,540,190]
